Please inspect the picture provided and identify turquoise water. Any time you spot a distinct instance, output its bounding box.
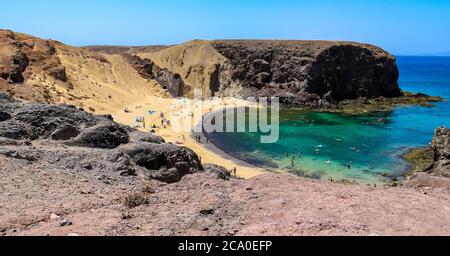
[207,56,450,184]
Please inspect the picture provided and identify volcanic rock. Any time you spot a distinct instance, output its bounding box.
[408,127,450,188]
[212,40,402,105]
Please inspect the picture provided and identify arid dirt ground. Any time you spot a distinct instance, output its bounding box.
[2,154,450,236]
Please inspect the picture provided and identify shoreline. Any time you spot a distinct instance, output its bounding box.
[200,104,435,186]
[107,93,442,183]
[199,108,276,175]
[110,96,265,179]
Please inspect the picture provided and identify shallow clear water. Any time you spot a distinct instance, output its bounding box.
[207,56,450,184]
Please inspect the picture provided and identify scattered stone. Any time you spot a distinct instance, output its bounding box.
[199,209,215,215]
[123,193,149,208]
[50,213,60,220]
[60,219,72,227]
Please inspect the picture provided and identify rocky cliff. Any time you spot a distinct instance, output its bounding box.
[408,127,450,188]
[212,40,401,106]
[140,40,402,105]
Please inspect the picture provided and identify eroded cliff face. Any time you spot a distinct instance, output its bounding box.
[212,40,401,106]
[0,29,70,87]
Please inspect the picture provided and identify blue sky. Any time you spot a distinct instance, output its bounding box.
[1,0,449,55]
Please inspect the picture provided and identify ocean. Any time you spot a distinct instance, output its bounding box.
[207,56,450,184]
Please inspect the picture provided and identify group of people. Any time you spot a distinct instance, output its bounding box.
[287,151,353,170]
[195,134,210,144]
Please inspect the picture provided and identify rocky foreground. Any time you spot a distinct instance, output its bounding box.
[1,94,450,236]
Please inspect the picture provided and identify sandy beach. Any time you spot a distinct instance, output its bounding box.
[107,96,265,179]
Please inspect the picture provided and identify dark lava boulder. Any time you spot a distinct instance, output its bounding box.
[129,131,165,144]
[109,142,203,183]
[50,125,79,140]
[0,106,11,121]
[211,40,402,106]
[203,164,231,180]
[68,123,129,149]
[0,102,111,140]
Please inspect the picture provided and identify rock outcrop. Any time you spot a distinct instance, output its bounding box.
[122,53,184,97]
[211,40,401,106]
[0,93,203,183]
[154,68,184,97]
[141,40,402,105]
[122,53,155,80]
[408,127,450,188]
[0,29,70,86]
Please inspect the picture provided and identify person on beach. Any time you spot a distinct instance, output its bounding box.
[231,167,237,176]
[143,117,146,129]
